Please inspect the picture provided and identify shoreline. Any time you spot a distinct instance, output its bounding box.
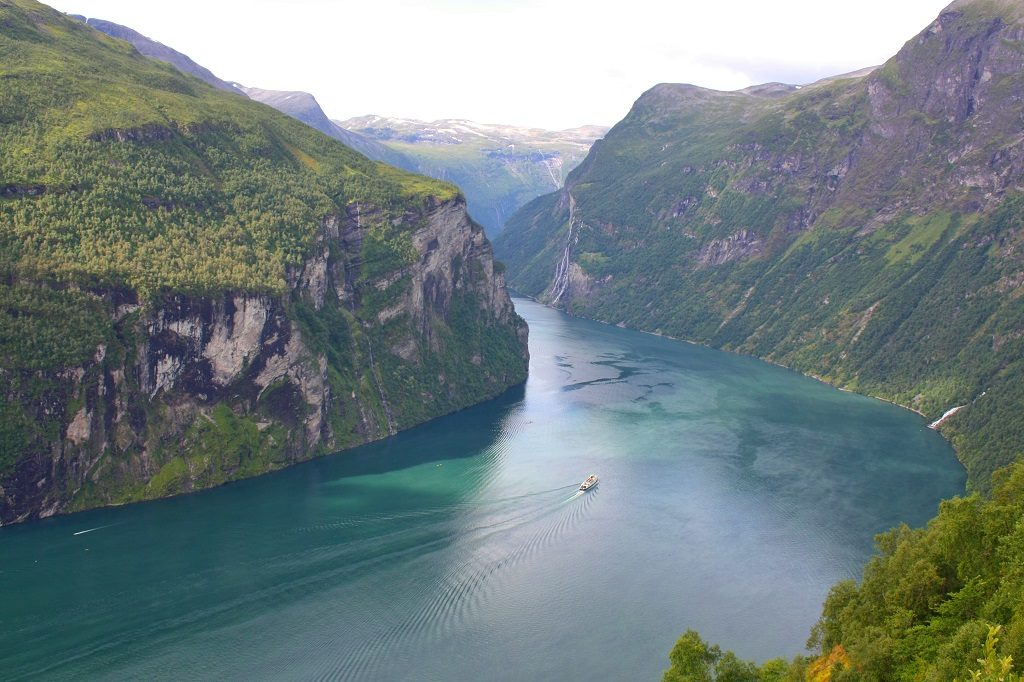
[510,293,962,464]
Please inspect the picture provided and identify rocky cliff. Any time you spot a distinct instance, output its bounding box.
[0,1,527,524]
[496,0,1024,489]
[2,196,526,524]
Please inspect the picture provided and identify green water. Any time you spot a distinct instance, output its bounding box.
[0,298,964,680]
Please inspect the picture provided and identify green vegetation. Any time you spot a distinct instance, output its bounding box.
[497,7,1024,491]
[0,284,110,370]
[884,213,954,265]
[663,630,792,681]
[807,462,1024,680]
[967,626,1020,682]
[0,0,457,299]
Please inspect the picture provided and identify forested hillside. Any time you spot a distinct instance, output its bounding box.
[0,0,528,523]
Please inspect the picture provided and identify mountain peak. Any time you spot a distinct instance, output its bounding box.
[237,86,332,131]
[497,0,1024,492]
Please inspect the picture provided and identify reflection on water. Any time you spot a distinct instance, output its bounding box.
[0,298,964,681]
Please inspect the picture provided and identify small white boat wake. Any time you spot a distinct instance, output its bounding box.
[73,525,111,536]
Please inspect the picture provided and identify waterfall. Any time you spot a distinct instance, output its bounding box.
[549,193,578,305]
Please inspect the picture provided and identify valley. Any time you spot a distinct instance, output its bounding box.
[2,0,1023,678]
[70,16,607,237]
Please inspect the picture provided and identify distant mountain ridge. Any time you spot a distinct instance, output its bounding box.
[341,116,607,235]
[496,0,1024,491]
[342,115,606,148]
[237,86,410,166]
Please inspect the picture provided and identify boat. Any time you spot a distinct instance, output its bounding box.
[579,474,598,491]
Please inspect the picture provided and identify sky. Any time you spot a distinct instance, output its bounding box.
[46,0,954,130]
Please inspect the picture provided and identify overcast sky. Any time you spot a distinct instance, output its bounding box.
[47,0,953,129]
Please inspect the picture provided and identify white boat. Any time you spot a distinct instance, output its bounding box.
[579,474,598,491]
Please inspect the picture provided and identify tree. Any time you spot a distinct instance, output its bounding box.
[664,630,721,682]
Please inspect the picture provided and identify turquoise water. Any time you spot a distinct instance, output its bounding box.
[0,298,964,680]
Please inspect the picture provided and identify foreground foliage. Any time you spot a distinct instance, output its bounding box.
[665,462,1024,680]
[663,630,792,681]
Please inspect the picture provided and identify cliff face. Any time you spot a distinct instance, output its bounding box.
[0,1,527,524]
[496,0,1024,489]
[1,196,527,524]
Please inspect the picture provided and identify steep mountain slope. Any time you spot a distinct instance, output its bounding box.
[341,116,607,236]
[0,0,528,524]
[238,86,411,168]
[67,15,244,95]
[497,0,1024,491]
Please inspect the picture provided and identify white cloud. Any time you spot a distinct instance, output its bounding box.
[46,0,952,129]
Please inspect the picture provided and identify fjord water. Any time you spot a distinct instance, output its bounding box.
[0,298,963,680]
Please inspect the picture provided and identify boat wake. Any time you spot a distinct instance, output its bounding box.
[326,484,599,680]
[73,525,112,536]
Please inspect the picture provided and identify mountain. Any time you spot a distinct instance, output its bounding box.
[67,15,245,96]
[496,0,1024,492]
[0,0,528,524]
[340,116,607,236]
[238,86,411,167]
